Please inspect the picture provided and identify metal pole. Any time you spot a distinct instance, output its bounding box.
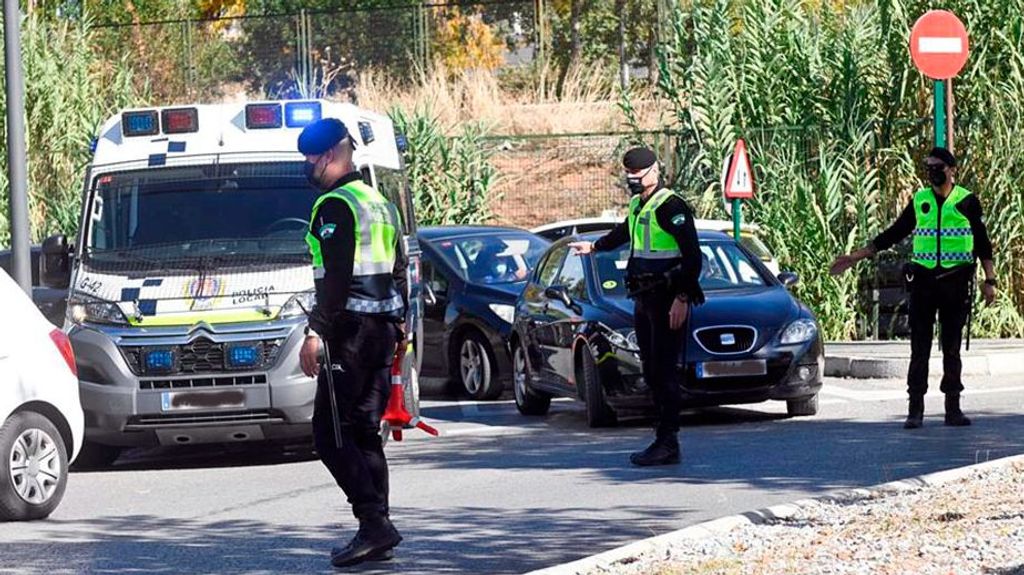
[733,199,741,241]
[933,79,947,149]
[946,79,955,153]
[4,0,31,294]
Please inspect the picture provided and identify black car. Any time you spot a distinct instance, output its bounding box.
[511,231,824,427]
[418,226,550,399]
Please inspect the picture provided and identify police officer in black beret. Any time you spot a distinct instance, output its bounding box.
[296,118,408,567]
[571,147,704,466]
[831,147,997,429]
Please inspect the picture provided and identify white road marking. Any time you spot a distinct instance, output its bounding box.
[822,384,1024,402]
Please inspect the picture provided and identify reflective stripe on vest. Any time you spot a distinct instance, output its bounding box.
[911,186,974,270]
[305,179,403,317]
[627,187,683,260]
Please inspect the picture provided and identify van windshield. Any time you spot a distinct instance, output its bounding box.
[86,162,318,269]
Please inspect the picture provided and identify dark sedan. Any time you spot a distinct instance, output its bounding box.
[418,226,549,399]
[511,231,823,427]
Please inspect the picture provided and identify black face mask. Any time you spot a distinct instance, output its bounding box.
[927,165,947,187]
[304,157,328,190]
[625,166,654,196]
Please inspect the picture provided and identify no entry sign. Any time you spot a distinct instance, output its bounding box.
[910,10,970,80]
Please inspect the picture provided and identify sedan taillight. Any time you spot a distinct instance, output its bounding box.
[49,329,78,377]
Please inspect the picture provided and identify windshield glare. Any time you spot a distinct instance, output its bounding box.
[436,234,549,285]
[596,240,768,297]
[87,162,318,266]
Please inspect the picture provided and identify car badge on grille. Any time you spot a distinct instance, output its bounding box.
[720,333,736,346]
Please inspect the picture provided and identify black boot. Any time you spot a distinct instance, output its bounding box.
[944,394,972,427]
[630,433,680,466]
[331,515,402,568]
[904,395,924,429]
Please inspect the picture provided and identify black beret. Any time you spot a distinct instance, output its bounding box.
[927,146,957,167]
[623,147,657,170]
[297,118,349,155]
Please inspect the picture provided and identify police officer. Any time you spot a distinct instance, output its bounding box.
[571,147,704,466]
[830,147,996,429]
[296,118,408,567]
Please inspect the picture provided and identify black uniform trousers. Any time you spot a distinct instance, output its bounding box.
[312,315,397,521]
[634,289,688,438]
[907,267,972,398]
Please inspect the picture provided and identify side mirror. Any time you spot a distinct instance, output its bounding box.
[41,235,72,289]
[422,283,438,307]
[778,271,800,288]
[544,285,582,314]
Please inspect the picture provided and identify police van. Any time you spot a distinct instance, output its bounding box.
[38,100,424,466]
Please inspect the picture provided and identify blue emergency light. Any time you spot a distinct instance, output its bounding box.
[226,344,261,369]
[122,111,160,137]
[245,103,283,129]
[285,101,322,128]
[144,349,175,373]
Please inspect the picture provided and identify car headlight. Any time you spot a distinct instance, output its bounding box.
[488,304,515,325]
[280,290,316,319]
[607,329,639,352]
[780,319,818,344]
[67,293,130,326]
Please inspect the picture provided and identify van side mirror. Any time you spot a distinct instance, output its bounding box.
[41,235,72,289]
[778,271,799,288]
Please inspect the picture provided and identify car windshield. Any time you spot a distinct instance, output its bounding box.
[85,162,317,269]
[435,233,549,285]
[595,240,769,297]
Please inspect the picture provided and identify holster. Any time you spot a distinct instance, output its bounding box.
[625,272,668,299]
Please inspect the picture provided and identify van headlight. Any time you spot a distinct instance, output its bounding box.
[607,329,639,352]
[67,293,130,326]
[780,319,818,344]
[280,290,316,319]
[488,304,515,325]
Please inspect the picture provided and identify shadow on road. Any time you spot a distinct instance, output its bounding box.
[1,504,680,574]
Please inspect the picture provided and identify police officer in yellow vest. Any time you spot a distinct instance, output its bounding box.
[296,118,407,567]
[571,147,704,466]
[830,147,996,429]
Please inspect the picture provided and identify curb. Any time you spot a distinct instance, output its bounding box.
[523,453,1024,575]
[824,350,1024,379]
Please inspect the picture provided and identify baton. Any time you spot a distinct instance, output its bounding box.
[321,339,345,450]
[296,299,344,450]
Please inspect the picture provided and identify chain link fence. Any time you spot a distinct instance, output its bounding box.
[91,1,540,104]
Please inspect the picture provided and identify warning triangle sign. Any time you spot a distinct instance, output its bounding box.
[724,139,754,199]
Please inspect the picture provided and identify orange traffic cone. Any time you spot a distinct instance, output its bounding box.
[381,343,438,441]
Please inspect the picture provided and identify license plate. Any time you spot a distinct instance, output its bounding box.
[161,390,245,412]
[697,359,768,379]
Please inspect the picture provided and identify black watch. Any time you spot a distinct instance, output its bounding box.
[984,278,997,287]
[303,325,316,337]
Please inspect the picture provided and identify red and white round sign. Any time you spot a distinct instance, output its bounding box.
[910,10,970,80]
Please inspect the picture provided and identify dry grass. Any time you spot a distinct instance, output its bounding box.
[353,62,668,136]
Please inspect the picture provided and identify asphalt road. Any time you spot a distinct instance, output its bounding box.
[3,375,1024,575]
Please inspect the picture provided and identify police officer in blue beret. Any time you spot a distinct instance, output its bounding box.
[296,118,408,567]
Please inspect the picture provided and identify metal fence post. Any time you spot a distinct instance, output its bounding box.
[4,0,32,294]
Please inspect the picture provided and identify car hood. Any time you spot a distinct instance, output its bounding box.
[604,286,802,331]
[465,281,525,304]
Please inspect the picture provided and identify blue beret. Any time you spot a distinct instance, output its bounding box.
[297,118,349,155]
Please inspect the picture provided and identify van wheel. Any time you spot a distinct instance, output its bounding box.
[0,412,69,521]
[513,342,551,416]
[454,331,503,400]
[71,441,121,470]
[580,345,617,428]
[787,394,819,417]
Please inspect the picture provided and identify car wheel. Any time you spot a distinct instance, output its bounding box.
[787,394,819,417]
[70,440,121,470]
[513,342,551,416]
[0,412,69,521]
[580,344,617,428]
[455,331,503,400]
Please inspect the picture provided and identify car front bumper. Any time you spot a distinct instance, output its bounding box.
[72,320,315,448]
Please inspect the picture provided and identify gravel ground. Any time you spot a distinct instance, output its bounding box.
[586,462,1024,575]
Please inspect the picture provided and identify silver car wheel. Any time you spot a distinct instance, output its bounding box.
[9,428,61,506]
[460,339,486,395]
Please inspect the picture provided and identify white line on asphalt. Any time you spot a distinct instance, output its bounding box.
[822,384,1024,402]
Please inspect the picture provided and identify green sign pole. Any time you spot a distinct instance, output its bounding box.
[733,198,741,240]
[934,79,947,148]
